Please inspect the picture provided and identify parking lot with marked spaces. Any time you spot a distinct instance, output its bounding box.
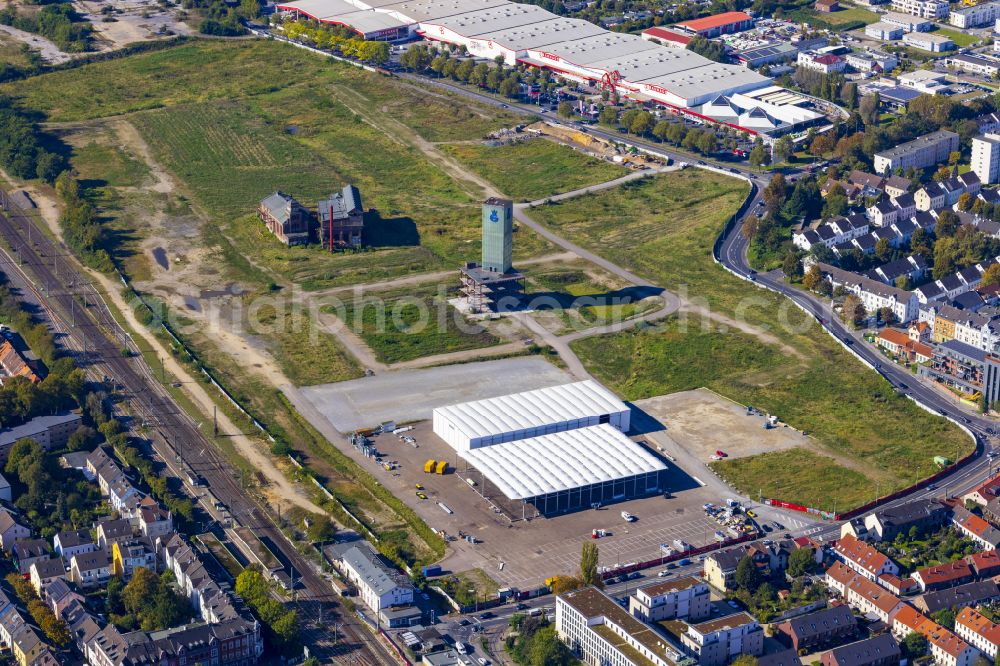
[299,356,572,431]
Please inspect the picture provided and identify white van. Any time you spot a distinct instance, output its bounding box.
[456,642,468,655]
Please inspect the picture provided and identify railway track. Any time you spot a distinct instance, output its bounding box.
[0,191,399,664]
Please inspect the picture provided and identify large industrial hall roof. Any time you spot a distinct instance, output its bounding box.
[459,424,666,499]
[378,0,507,22]
[424,3,552,35]
[482,17,604,51]
[433,379,627,442]
[532,32,659,64]
[275,0,408,31]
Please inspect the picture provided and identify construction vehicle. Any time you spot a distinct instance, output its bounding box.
[423,459,437,473]
[435,460,449,474]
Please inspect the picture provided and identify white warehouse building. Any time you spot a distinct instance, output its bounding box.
[432,381,666,516]
[432,379,630,450]
[275,0,828,132]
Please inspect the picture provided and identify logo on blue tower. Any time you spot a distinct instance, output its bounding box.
[489,209,499,223]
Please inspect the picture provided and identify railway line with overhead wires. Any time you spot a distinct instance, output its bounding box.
[0,190,396,665]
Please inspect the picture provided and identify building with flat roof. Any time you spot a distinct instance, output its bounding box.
[919,339,1000,408]
[903,31,955,52]
[556,586,695,666]
[973,133,1000,185]
[873,129,959,174]
[881,10,933,30]
[891,0,948,18]
[433,379,630,450]
[946,54,1000,78]
[641,26,692,48]
[630,577,711,623]
[0,413,82,463]
[674,11,753,38]
[458,423,667,515]
[865,22,904,40]
[682,612,764,666]
[951,1,1000,28]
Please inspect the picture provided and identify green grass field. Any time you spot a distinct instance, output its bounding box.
[817,5,880,25]
[326,284,503,364]
[540,170,973,510]
[441,139,629,202]
[935,28,980,47]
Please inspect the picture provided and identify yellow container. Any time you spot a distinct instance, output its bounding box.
[435,460,448,474]
[423,459,436,473]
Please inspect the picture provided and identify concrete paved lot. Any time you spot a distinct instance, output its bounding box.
[299,357,572,431]
[359,420,727,590]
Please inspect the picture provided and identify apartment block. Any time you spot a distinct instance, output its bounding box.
[955,606,1000,659]
[891,0,949,19]
[630,577,711,623]
[973,133,1000,185]
[874,130,960,174]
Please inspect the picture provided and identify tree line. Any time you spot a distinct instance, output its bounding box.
[0,96,66,183]
[235,568,299,653]
[0,3,92,52]
[279,18,390,64]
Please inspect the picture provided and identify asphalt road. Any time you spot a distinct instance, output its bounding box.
[0,192,395,665]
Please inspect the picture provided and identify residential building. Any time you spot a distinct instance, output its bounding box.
[827,561,860,595]
[966,473,1000,506]
[816,0,839,12]
[862,499,948,541]
[793,215,869,252]
[0,473,11,503]
[915,173,980,211]
[0,510,30,551]
[775,605,856,652]
[111,540,156,579]
[10,623,48,666]
[630,576,711,623]
[915,580,1000,615]
[43,578,82,620]
[318,184,365,250]
[947,53,1000,77]
[798,51,847,73]
[87,618,262,666]
[846,576,905,622]
[951,2,1000,28]
[682,612,764,666]
[557,586,690,666]
[703,544,787,590]
[96,518,133,549]
[973,133,1000,185]
[891,0,949,18]
[160,533,249,625]
[956,606,1000,659]
[967,550,1000,578]
[919,340,1000,410]
[0,412,82,462]
[874,130,959,174]
[818,264,919,323]
[903,32,955,52]
[29,558,65,597]
[12,538,48,574]
[912,560,975,592]
[328,541,414,613]
[53,529,95,560]
[0,338,42,384]
[876,328,932,363]
[820,634,901,666]
[891,604,977,666]
[257,192,310,246]
[137,501,172,540]
[834,534,900,581]
[69,549,111,589]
